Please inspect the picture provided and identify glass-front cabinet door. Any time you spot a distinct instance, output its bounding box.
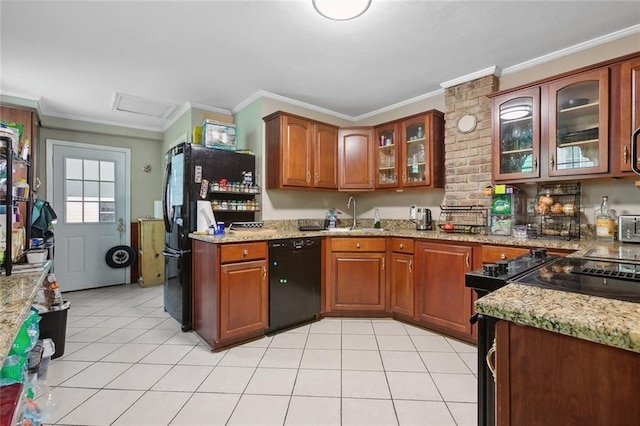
[492,87,541,181]
[401,115,430,187]
[374,123,399,188]
[548,68,609,177]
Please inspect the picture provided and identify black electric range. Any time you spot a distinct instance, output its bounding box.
[465,248,559,426]
[466,246,640,426]
[513,256,640,303]
[466,248,559,296]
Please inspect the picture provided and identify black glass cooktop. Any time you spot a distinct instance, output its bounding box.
[513,257,640,303]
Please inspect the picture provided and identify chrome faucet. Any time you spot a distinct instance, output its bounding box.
[347,196,357,229]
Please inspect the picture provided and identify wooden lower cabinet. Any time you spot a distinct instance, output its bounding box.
[389,238,414,318]
[415,241,478,342]
[495,321,640,425]
[327,238,386,312]
[192,240,268,351]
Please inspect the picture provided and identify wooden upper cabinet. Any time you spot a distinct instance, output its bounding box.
[547,68,609,177]
[374,110,444,190]
[314,123,338,189]
[264,111,338,190]
[614,57,640,175]
[491,67,611,183]
[338,127,374,191]
[491,87,542,182]
[374,122,400,189]
[400,112,444,188]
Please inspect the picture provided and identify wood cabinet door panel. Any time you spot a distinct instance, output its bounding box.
[496,321,640,426]
[330,253,385,311]
[282,115,313,187]
[338,127,374,190]
[390,253,414,317]
[547,68,609,177]
[219,260,267,340]
[314,123,338,189]
[617,58,640,174]
[416,242,473,335]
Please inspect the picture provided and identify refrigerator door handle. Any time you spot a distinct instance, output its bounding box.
[632,127,640,175]
[163,159,172,232]
[161,246,190,258]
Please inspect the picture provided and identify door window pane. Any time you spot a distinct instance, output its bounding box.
[100,182,115,201]
[66,180,83,201]
[100,161,115,181]
[84,160,99,180]
[64,158,117,223]
[84,202,100,223]
[66,202,83,223]
[66,158,83,180]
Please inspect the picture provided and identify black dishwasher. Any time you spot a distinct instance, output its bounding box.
[267,237,321,334]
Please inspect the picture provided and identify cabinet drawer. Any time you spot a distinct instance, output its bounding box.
[482,245,530,263]
[390,238,414,254]
[221,242,267,263]
[331,237,385,252]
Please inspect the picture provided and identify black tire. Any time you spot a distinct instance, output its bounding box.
[105,245,136,268]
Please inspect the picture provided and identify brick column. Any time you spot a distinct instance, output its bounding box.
[442,75,497,207]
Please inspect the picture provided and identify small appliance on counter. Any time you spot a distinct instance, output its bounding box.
[409,205,432,230]
[488,185,525,236]
[618,215,640,243]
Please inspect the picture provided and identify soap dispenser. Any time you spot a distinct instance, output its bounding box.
[374,208,381,229]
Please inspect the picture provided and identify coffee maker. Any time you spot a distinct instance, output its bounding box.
[409,205,433,230]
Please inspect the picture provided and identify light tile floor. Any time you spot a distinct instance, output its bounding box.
[39,283,477,425]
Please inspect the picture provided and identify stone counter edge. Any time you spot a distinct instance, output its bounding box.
[475,283,640,353]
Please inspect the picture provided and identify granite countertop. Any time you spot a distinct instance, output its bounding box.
[193,226,640,352]
[190,228,588,251]
[475,282,640,354]
[0,262,52,366]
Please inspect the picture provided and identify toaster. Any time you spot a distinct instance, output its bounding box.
[618,215,640,243]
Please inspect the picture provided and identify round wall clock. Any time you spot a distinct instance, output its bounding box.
[457,114,477,133]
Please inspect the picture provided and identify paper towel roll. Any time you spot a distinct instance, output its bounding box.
[153,200,163,219]
[196,200,216,233]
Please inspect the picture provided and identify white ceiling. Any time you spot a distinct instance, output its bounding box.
[1,0,639,132]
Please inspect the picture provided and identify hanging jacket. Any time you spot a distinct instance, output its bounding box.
[31,199,57,240]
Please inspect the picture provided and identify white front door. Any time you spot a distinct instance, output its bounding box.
[47,140,131,292]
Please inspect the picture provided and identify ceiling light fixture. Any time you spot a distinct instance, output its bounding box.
[500,105,532,120]
[313,0,371,21]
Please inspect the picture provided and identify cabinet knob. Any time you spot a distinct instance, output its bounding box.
[624,145,629,164]
[242,249,249,256]
[356,242,360,249]
[500,253,507,260]
[399,243,404,249]
[533,156,538,171]
[550,154,555,170]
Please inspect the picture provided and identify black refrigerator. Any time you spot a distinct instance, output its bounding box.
[162,143,256,331]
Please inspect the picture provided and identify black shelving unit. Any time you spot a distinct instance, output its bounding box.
[1,142,32,276]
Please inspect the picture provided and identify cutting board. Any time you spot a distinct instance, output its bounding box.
[228,228,278,236]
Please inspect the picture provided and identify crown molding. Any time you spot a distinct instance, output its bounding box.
[353,88,444,121]
[440,66,499,89]
[501,24,640,76]
[234,90,355,121]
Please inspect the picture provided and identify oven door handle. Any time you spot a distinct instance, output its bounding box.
[486,340,497,380]
[469,313,479,324]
